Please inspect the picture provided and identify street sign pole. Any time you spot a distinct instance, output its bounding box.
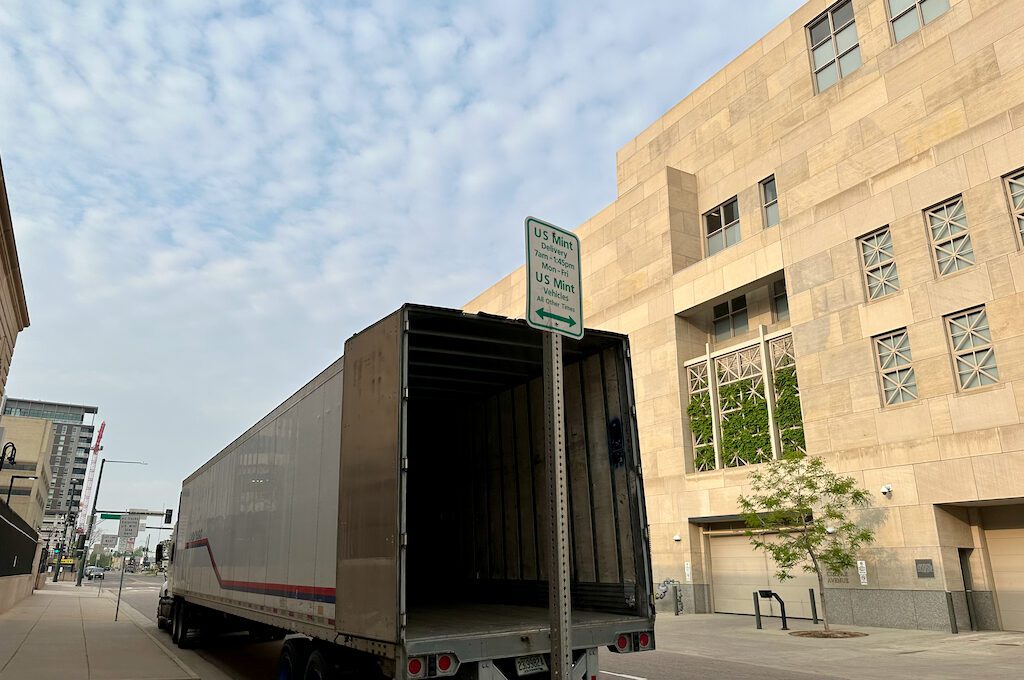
[526,216,583,680]
[543,330,572,680]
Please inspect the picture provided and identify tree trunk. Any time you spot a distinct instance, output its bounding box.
[808,551,830,632]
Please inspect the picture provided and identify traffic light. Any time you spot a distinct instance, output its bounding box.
[163,509,173,524]
[53,547,61,555]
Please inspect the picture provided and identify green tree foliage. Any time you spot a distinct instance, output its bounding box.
[738,455,875,631]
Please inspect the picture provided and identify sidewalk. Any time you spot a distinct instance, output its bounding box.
[653,613,1024,680]
[0,582,198,680]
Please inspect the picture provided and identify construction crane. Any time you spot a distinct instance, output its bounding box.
[75,421,105,536]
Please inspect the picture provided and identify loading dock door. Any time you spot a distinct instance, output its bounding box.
[982,506,1024,632]
[709,534,819,618]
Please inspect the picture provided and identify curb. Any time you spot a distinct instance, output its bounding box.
[99,588,200,680]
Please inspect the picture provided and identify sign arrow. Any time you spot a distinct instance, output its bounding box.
[536,308,577,327]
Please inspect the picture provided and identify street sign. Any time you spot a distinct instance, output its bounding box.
[101,534,118,549]
[526,217,583,339]
[118,514,140,538]
[100,513,121,520]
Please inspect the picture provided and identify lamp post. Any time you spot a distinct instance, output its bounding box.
[6,474,37,504]
[0,441,16,474]
[75,458,147,587]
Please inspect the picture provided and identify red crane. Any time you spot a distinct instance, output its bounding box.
[76,421,105,535]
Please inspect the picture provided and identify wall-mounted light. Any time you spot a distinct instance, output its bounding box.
[880,484,893,497]
[672,534,682,542]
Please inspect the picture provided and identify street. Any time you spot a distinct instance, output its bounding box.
[86,573,836,680]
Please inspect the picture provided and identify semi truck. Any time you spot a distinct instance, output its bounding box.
[158,305,655,679]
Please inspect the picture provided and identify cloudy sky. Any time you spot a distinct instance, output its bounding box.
[1,0,800,550]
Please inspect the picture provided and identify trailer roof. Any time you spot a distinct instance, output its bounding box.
[404,304,628,400]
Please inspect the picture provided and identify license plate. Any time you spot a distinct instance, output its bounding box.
[515,654,548,676]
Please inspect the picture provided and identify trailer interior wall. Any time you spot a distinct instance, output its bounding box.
[400,308,653,644]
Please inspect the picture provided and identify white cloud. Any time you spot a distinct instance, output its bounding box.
[0,0,802,540]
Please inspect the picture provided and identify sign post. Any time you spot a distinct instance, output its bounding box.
[526,217,583,680]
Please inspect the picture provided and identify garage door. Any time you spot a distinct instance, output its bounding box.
[709,533,819,619]
[982,507,1024,632]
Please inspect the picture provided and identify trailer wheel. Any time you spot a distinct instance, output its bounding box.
[277,638,311,680]
[174,601,195,649]
[304,649,339,680]
[170,601,183,646]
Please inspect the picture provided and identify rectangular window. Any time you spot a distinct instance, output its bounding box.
[946,307,998,390]
[860,227,900,299]
[928,197,974,276]
[888,0,950,42]
[1006,169,1024,243]
[705,197,740,256]
[772,280,790,322]
[875,329,917,405]
[761,176,779,228]
[61,425,67,434]
[807,0,862,93]
[713,295,748,341]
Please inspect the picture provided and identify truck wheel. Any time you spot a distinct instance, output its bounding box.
[303,650,333,680]
[277,638,311,680]
[174,601,195,649]
[170,601,182,645]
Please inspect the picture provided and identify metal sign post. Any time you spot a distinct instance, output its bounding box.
[527,216,583,680]
[543,331,572,680]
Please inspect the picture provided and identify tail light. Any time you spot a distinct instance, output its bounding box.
[609,631,654,653]
[406,653,459,678]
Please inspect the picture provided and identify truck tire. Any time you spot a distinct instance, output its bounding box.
[174,601,195,649]
[170,601,182,645]
[303,650,331,680]
[277,638,311,680]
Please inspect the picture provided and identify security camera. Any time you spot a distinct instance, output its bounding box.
[880,484,893,496]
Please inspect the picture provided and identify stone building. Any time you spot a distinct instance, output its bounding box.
[467,0,1024,632]
[0,156,30,396]
[0,415,53,531]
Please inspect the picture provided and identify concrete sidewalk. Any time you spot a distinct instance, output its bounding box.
[0,582,198,680]
[653,613,1024,679]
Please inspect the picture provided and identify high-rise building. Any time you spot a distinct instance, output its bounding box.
[3,399,99,520]
[468,0,1024,632]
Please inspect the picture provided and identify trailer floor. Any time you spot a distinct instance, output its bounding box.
[407,603,641,640]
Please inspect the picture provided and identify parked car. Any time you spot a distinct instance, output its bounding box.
[85,566,105,580]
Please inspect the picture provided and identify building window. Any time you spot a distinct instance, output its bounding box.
[888,0,950,42]
[761,176,779,228]
[705,197,740,256]
[947,307,998,389]
[713,295,748,341]
[860,227,900,299]
[1006,170,1024,243]
[772,280,790,322]
[875,330,917,405]
[928,197,974,276]
[808,0,861,92]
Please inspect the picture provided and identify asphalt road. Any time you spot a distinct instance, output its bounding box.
[82,573,835,680]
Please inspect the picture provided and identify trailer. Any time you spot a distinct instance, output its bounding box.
[161,305,655,679]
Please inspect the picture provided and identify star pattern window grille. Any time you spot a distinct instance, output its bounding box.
[770,334,796,370]
[1008,171,1024,242]
[875,329,917,405]
[928,198,975,276]
[860,227,900,299]
[947,307,999,389]
[687,363,708,394]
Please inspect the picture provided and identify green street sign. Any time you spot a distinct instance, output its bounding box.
[525,216,583,339]
[100,513,122,519]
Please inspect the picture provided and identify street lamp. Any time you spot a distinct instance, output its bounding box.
[0,441,16,473]
[6,474,37,504]
[75,458,147,587]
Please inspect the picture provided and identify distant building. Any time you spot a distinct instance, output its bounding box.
[3,399,99,520]
[0,415,53,530]
[0,155,30,397]
[468,0,1024,633]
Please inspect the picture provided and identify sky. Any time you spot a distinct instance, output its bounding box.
[1,0,802,554]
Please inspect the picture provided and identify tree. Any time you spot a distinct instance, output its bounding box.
[738,455,875,632]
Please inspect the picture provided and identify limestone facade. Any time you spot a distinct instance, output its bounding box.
[467,0,1024,631]
[0,157,29,398]
[0,416,53,531]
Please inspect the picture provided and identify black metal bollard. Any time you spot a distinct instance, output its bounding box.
[809,588,819,624]
[753,592,763,629]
